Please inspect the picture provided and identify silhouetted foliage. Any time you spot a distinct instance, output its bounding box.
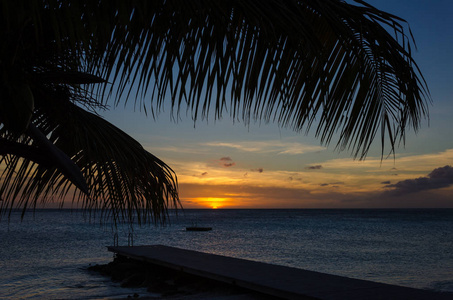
[0,0,429,224]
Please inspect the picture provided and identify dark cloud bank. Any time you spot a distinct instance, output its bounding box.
[385,165,453,196]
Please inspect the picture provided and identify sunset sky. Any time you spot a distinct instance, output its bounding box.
[102,0,453,209]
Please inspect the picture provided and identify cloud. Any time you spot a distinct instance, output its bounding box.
[207,142,261,152]
[381,181,391,185]
[219,157,236,167]
[192,171,209,178]
[277,143,325,155]
[251,168,264,173]
[320,181,345,187]
[306,165,322,170]
[385,165,453,195]
[321,149,453,172]
[204,141,325,155]
[288,176,304,182]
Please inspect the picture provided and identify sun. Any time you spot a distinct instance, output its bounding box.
[195,197,227,209]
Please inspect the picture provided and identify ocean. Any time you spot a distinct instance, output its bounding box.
[1,209,453,299]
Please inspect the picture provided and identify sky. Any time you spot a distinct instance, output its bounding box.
[101,0,453,209]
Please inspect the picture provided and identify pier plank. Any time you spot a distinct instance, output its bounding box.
[108,245,451,300]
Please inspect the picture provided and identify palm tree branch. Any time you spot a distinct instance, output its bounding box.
[76,0,428,158]
[0,93,179,224]
[0,0,431,224]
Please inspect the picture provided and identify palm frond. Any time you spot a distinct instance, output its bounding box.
[86,0,429,159]
[0,97,179,224]
[0,0,430,224]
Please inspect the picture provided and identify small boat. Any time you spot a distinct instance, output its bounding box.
[186,226,212,231]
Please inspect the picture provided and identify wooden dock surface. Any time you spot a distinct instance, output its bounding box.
[108,245,451,300]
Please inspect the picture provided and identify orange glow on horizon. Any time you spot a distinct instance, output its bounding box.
[195,197,229,209]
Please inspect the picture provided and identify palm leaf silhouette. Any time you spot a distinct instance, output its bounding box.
[0,0,429,224]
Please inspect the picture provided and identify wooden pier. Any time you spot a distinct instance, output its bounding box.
[108,245,451,300]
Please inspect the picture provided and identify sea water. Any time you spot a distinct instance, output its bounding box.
[1,209,453,299]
